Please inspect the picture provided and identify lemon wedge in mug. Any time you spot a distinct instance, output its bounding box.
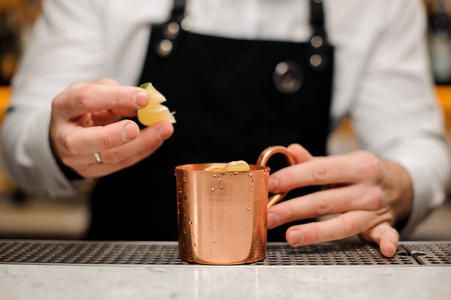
[204,160,250,172]
[203,165,223,171]
[222,160,250,171]
[137,82,176,126]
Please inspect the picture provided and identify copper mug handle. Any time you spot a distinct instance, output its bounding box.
[257,146,297,208]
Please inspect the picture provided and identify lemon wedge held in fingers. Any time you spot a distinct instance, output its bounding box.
[137,82,176,126]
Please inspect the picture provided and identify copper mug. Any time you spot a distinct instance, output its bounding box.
[175,146,296,265]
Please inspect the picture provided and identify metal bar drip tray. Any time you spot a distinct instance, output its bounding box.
[0,240,449,266]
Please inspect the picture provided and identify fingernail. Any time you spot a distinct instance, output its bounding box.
[267,212,279,229]
[382,244,397,258]
[158,123,173,140]
[390,244,397,256]
[122,122,139,140]
[268,177,278,192]
[134,91,148,108]
[288,230,303,245]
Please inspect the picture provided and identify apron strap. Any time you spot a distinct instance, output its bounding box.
[310,0,325,30]
[308,0,330,71]
[170,0,186,21]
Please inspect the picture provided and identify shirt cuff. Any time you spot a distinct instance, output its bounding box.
[27,109,89,198]
[386,139,448,239]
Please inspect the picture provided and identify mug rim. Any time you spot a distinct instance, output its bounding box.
[175,163,270,172]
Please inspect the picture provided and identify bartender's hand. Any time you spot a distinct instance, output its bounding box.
[267,144,413,257]
[49,78,174,178]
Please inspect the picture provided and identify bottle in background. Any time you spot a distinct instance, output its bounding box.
[0,0,41,86]
[428,0,451,85]
[0,8,20,86]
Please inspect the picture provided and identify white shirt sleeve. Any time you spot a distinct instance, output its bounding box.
[346,0,450,238]
[1,0,105,197]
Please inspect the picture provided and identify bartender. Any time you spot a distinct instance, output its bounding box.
[2,0,449,257]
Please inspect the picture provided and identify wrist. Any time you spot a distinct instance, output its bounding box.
[386,160,414,230]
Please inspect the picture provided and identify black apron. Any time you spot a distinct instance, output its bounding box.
[87,0,334,241]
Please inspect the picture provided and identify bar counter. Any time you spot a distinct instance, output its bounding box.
[0,240,450,299]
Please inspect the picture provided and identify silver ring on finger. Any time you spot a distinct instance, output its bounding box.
[93,152,103,164]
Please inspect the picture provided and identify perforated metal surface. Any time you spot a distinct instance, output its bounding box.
[0,240,449,266]
[254,243,417,266]
[402,242,451,265]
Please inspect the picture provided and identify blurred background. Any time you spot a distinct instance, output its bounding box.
[0,0,450,241]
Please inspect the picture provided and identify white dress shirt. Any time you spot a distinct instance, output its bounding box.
[2,0,449,238]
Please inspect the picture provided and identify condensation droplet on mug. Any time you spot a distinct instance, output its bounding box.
[183,177,187,181]
[213,240,216,244]
[233,172,239,175]
[246,207,250,211]
[219,186,224,190]
[189,221,193,225]
[248,172,254,178]
[210,187,215,193]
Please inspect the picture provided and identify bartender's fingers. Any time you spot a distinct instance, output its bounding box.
[267,185,382,228]
[284,210,390,248]
[287,143,314,163]
[59,120,140,155]
[91,110,131,126]
[269,151,381,194]
[83,122,173,177]
[91,79,143,118]
[73,78,138,118]
[268,144,313,191]
[360,223,399,257]
[65,122,173,177]
[52,83,148,120]
[100,122,173,165]
[102,122,173,163]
